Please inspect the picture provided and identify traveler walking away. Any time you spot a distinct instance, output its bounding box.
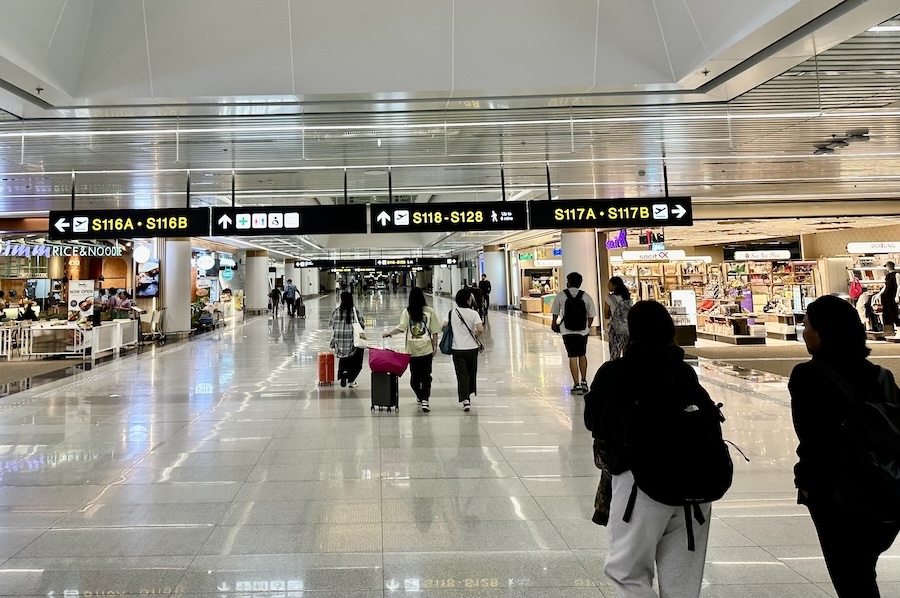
[283,279,299,317]
[269,286,282,316]
[331,292,366,388]
[879,261,900,337]
[479,274,492,311]
[789,295,900,598]
[604,276,632,361]
[469,283,485,320]
[584,301,732,598]
[383,287,442,412]
[551,272,597,394]
[443,288,484,412]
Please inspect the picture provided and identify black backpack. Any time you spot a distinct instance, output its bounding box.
[562,290,587,331]
[814,363,900,522]
[623,362,734,550]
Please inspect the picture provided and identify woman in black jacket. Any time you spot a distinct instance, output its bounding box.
[790,295,900,598]
[584,301,712,598]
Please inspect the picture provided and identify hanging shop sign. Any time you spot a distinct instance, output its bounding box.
[606,230,628,250]
[621,250,687,262]
[733,250,792,260]
[534,259,563,267]
[847,242,900,254]
[0,241,125,259]
[211,205,367,236]
[221,268,235,281]
[529,197,693,229]
[371,201,528,233]
[196,254,216,270]
[518,253,534,260]
[218,255,237,268]
[49,208,211,240]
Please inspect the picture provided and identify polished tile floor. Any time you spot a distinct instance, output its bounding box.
[0,291,896,597]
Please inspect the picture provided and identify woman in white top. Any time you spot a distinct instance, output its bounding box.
[384,287,443,412]
[443,288,484,412]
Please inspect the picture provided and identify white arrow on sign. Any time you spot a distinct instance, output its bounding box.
[218,214,233,229]
[54,218,70,233]
[376,211,391,226]
[672,205,687,219]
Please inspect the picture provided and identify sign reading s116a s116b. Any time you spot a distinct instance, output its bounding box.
[49,208,212,240]
[529,197,693,229]
[371,202,528,233]
[212,205,367,236]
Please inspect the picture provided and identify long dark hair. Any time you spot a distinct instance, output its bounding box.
[408,287,426,322]
[609,276,631,301]
[805,295,870,360]
[339,291,355,324]
[455,288,472,308]
[627,300,675,350]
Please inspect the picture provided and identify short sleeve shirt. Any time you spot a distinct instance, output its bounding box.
[450,307,483,351]
[397,306,443,357]
[551,287,597,336]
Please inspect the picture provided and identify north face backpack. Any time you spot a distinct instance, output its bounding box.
[562,290,588,331]
[814,363,900,522]
[623,362,734,550]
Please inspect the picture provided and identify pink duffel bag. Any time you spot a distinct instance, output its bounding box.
[368,347,411,377]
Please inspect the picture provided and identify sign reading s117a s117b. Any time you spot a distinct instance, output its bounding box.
[529,197,693,229]
[49,208,212,240]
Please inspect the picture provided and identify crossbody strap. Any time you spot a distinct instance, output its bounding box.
[455,309,479,343]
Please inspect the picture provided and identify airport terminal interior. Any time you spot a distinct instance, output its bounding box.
[2,0,900,596]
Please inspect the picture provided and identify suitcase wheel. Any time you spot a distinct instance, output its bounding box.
[387,407,391,413]
[371,405,375,411]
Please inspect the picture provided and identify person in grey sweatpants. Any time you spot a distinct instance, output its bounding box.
[605,470,711,597]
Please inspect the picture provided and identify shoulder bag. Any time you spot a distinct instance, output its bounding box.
[439,311,454,355]
[352,309,368,349]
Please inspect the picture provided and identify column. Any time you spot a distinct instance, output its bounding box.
[161,237,192,333]
[561,230,602,330]
[450,267,462,296]
[245,250,269,312]
[483,245,508,309]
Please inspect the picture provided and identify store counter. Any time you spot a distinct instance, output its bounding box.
[520,297,543,313]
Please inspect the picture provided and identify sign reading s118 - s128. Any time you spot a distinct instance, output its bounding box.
[371,201,528,233]
[49,208,212,240]
[529,197,693,229]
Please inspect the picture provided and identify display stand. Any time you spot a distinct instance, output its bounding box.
[669,290,698,347]
[765,313,798,341]
[697,315,766,345]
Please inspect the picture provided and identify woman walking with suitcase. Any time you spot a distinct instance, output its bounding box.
[383,287,442,412]
[331,292,365,388]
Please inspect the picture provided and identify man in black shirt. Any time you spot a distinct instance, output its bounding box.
[479,275,492,311]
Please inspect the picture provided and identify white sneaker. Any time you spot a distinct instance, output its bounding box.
[348,381,359,388]
[572,385,584,395]
[463,399,471,412]
[580,381,590,393]
[421,400,430,412]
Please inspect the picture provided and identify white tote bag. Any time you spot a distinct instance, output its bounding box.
[352,309,368,349]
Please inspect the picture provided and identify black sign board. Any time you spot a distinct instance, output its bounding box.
[211,205,367,236]
[371,202,527,233]
[528,197,693,229]
[302,257,458,270]
[49,208,211,240]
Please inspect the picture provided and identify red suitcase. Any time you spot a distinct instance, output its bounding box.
[318,352,335,385]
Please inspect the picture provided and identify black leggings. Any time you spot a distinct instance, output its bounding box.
[808,501,900,598]
[338,349,365,383]
[409,354,434,401]
[452,349,479,402]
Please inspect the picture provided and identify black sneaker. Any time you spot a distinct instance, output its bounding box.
[463,399,471,412]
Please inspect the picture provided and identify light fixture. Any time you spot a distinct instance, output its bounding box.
[133,245,152,264]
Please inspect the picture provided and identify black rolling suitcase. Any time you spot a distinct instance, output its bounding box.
[371,372,399,412]
[297,304,306,318]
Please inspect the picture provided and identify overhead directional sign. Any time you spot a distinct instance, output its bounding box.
[371,202,528,233]
[528,197,693,229]
[211,205,367,236]
[49,208,211,240]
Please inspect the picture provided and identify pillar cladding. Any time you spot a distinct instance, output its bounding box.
[561,230,601,330]
[483,245,508,308]
[245,250,270,312]
[161,238,192,333]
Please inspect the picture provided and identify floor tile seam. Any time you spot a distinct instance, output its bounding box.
[755,539,825,586]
